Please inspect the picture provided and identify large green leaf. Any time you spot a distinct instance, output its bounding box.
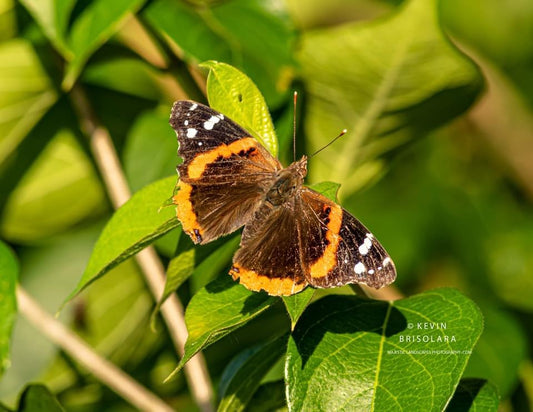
[65,176,180,303]
[445,379,499,412]
[0,241,17,378]
[286,288,483,411]
[167,275,276,380]
[1,130,107,242]
[143,0,294,106]
[19,0,77,57]
[0,39,57,165]
[62,0,148,90]
[217,334,287,412]
[202,61,278,156]
[298,0,483,196]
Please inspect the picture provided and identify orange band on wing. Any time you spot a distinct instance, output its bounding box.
[187,137,258,179]
[230,263,307,296]
[173,181,204,243]
[308,204,343,278]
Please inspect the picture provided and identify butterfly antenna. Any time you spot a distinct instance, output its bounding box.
[309,129,348,158]
[293,91,297,162]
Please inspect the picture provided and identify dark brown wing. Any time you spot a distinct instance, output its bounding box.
[170,101,281,244]
[230,200,308,296]
[298,188,396,289]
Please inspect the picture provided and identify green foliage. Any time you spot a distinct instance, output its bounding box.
[286,289,483,411]
[1,0,532,410]
[65,176,179,302]
[202,61,278,156]
[299,0,483,195]
[0,241,17,378]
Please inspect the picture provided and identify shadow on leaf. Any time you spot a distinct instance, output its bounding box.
[291,295,407,368]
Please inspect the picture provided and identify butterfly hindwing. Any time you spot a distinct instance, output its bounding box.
[170,101,281,244]
[230,199,308,296]
[299,188,396,289]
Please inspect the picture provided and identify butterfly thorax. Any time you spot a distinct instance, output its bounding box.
[265,156,307,206]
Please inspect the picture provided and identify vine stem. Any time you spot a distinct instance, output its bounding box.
[69,84,214,411]
[16,286,174,412]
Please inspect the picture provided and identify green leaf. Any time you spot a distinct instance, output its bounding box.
[245,381,286,412]
[298,0,483,196]
[1,130,107,242]
[0,241,17,377]
[17,384,64,412]
[201,61,278,156]
[19,0,76,57]
[167,275,276,380]
[445,379,499,412]
[151,246,195,329]
[189,235,240,293]
[0,39,57,165]
[286,288,483,411]
[64,176,180,303]
[217,334,287,412]
[308,181,341,202]
[123,107,179,193]
[62,0,148,90]
[282,288,315,330]
[143,0,294,106]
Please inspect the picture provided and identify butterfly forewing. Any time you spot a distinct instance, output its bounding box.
[170,101,280,244]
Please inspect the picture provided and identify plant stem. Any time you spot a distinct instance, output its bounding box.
[69,84,214,411]
[16,286,173,412]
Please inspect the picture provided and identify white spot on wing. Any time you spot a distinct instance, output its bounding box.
[184,120,189,126]
[186,128,197,138]
[204,115,221,130]
[368,269,375,275]
[354,262,366,275]
[383,257,392,266]
[358,237,373,255]
[189,103,198,111]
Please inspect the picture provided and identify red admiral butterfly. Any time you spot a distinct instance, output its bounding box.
[170,100,396,296]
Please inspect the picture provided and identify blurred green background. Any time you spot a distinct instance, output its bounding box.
[0,0,532,410]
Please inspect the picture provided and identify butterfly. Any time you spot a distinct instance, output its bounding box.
[170,100,396,296]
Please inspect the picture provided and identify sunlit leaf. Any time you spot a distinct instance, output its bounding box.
[286,288,483,410]
[65,176,179,303]
[1,131,107,242]
[0,39,57,165]
[201,61,278,156]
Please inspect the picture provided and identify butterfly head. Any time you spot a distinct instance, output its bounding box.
[266,156,308,206]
